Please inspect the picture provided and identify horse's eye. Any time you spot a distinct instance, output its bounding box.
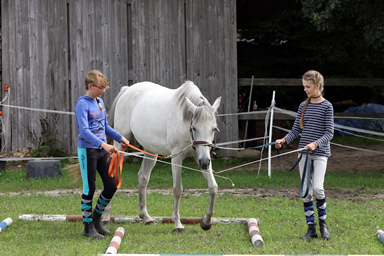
[191,126,196,131]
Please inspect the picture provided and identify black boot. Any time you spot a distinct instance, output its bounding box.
[92,211,111,236]
[300,224,318,239]
[83,222,105,239]
[319,220,331,239]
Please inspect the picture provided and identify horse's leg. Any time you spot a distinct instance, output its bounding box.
[138,153,157,225]
[199,165,218,231]
[102,203,112,225]
[101,139,128,224]
[171,156,185,233]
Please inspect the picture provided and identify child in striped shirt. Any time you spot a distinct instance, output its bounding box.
[275,70,334,240]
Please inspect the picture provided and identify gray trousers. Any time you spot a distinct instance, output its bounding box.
[299,154,328,203]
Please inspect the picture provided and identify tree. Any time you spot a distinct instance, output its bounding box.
[301,0,384,51]
[237,0,384,109]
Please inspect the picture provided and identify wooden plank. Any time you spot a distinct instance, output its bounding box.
[69,0,82,148]
[216,0,237,156]
[21,0,31,151]
[239,78,384,87]
[158,0,166,86]
[57,0,72,152]
[1,0,14,152]
[95,0,103,72]
[136,0,146,82]
[49,0,71,152]
[127,1,133,84]
[151,0,159,85]
[14,0,25,148]
[185,0,193,82]
[107,0,115,108]
[1,0,6,150]
[9,0,18,151]
[177,0,186,85]
[118,0,128,88]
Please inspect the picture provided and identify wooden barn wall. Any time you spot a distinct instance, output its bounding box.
[1,0,72,154]
[1,0,238,156]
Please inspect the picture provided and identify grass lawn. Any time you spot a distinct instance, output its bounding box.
[0,134,383,255]
[1,192,384,255]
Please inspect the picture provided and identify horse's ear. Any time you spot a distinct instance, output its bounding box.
[212,97,221,112]
[185,97,197,114]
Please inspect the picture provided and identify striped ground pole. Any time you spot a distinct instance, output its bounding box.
[247,218,264,247]
[376,229,384,245]
[18,214,83,222]
[0,217,13,232]
[106,227,125,254]
[18,215,259,226]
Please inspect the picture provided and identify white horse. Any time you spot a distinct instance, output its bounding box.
[106,81,221,232]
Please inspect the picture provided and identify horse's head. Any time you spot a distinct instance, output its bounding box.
[185,97,221,170]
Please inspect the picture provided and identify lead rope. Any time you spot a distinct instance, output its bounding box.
[276,149,311,198]
[126,143,193,159]
[107,145,126,189]
[107,141,311,196]
[106,143,194,189]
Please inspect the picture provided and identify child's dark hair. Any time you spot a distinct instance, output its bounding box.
[84,70,109,110]
[300,70,324,129]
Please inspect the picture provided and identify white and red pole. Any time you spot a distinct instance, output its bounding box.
[106,227,125,254]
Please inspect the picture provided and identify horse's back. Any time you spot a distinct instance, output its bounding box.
[113,81,193,155]
[119,82,175,108]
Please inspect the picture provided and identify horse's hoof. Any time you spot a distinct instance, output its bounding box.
[173,228,186,233]
[199,218,212,231]
[101,220,112,226]
[145,220,157,225]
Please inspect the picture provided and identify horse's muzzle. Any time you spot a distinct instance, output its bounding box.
[198,158,211,170]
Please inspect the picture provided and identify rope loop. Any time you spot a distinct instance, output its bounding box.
[276,149,311,198]
[107,145,126,189]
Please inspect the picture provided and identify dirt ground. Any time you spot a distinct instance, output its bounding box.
[255,140,384,173]
[3,141,384,201]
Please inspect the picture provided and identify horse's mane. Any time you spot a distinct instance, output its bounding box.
[176,81,217,125]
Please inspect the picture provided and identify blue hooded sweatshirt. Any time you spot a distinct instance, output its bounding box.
[75,96,122,148]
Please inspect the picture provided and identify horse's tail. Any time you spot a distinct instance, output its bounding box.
[64,161,82,184]
[108,86,130,128]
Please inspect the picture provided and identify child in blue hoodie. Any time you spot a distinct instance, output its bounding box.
[75,70,129,239]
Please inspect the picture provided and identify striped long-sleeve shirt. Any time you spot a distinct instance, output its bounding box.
[284,99,334,157]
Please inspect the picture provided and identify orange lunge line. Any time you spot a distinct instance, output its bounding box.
[107,145,126,189]
[107,143,169,189]
[126,143,165,158]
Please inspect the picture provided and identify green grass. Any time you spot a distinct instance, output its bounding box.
[332,134,384,146]
[1,193,384,255]
[0,135,383,255]
[1,157,383,193]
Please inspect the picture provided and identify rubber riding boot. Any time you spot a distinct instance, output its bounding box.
[319,220,331,239]
[300,224,318,239]
[83,222,105,239]
[92,211,111,236]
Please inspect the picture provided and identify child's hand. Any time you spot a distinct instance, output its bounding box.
[304,142,317,152]
[275,138,285,149]
[101,142,117,154]
[121,137,130,146]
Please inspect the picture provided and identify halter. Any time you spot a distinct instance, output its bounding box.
[189,102,218,154]
[189,125,217,149]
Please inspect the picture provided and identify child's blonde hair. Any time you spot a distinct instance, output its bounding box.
[84,70,109,110]
[300,70,324,129]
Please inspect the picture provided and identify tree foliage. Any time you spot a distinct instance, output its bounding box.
[301,0,384,51]
[237,0,384,109]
